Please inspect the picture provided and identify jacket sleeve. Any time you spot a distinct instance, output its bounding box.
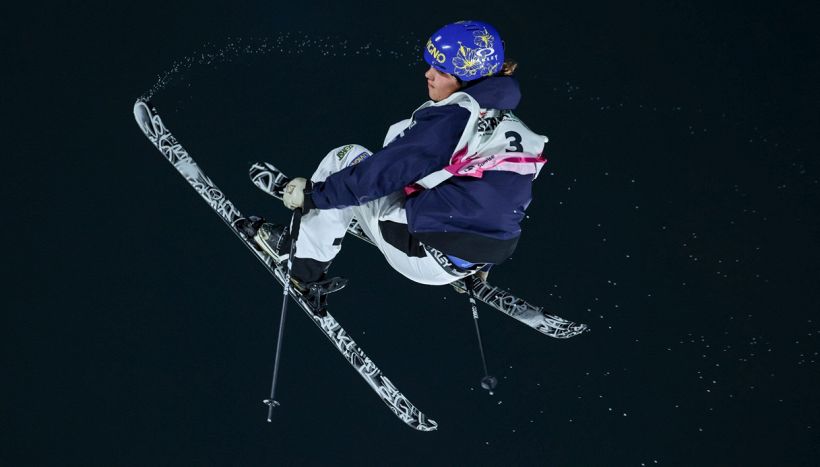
[307,105,471,210]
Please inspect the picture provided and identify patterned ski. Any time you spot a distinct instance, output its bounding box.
[133,100,437,431]
[250,162,588,339]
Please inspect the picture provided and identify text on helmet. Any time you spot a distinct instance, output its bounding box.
[426,39,446,64]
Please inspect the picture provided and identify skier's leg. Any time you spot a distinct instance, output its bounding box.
[290,144,373,283]
[351,192,476,286]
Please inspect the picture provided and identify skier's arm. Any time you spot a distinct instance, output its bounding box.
[305,106,470,211]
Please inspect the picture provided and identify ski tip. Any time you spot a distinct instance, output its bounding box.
[249,161,277,173]
[133,100,154,134]
[133,98,151,113]
[249,161,267,170]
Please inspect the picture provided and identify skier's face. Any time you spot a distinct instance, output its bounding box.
[425,66,461,102]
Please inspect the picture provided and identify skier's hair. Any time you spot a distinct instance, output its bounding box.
[500,59,518,76]
[456,59,518,90]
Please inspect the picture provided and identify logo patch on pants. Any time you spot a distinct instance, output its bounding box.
[349,151,371,166]
[423,245,482,277]
[335,144,355,160]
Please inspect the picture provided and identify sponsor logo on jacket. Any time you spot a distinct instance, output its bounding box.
[476,110,518,135]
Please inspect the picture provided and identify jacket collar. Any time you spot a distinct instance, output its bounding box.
[461,76,521,110]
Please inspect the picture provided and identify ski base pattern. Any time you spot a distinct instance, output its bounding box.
[250,162,588,339]
[133,100,438,431]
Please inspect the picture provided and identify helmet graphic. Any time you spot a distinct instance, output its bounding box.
[423,20,504,81]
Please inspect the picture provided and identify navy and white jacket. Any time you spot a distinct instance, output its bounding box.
[305,77,537,264]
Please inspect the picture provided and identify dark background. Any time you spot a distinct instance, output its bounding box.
[5,1,819,465]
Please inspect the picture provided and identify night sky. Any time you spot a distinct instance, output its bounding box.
[6,1,819,465]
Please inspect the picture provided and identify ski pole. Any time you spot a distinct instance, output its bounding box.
[465,274,498,395]
[263,208,303,421]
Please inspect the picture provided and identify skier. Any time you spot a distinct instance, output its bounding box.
[247,20,547,296]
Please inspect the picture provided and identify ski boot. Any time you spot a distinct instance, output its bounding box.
[235,215,348,317]
[254,223,292,263]
[297,276,349,318]
[269,266,348,318]
[233,216,291,262]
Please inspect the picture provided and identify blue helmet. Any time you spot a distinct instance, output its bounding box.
[424,20,504,81]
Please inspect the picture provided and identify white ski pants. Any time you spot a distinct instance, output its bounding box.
[294,144,471,286]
